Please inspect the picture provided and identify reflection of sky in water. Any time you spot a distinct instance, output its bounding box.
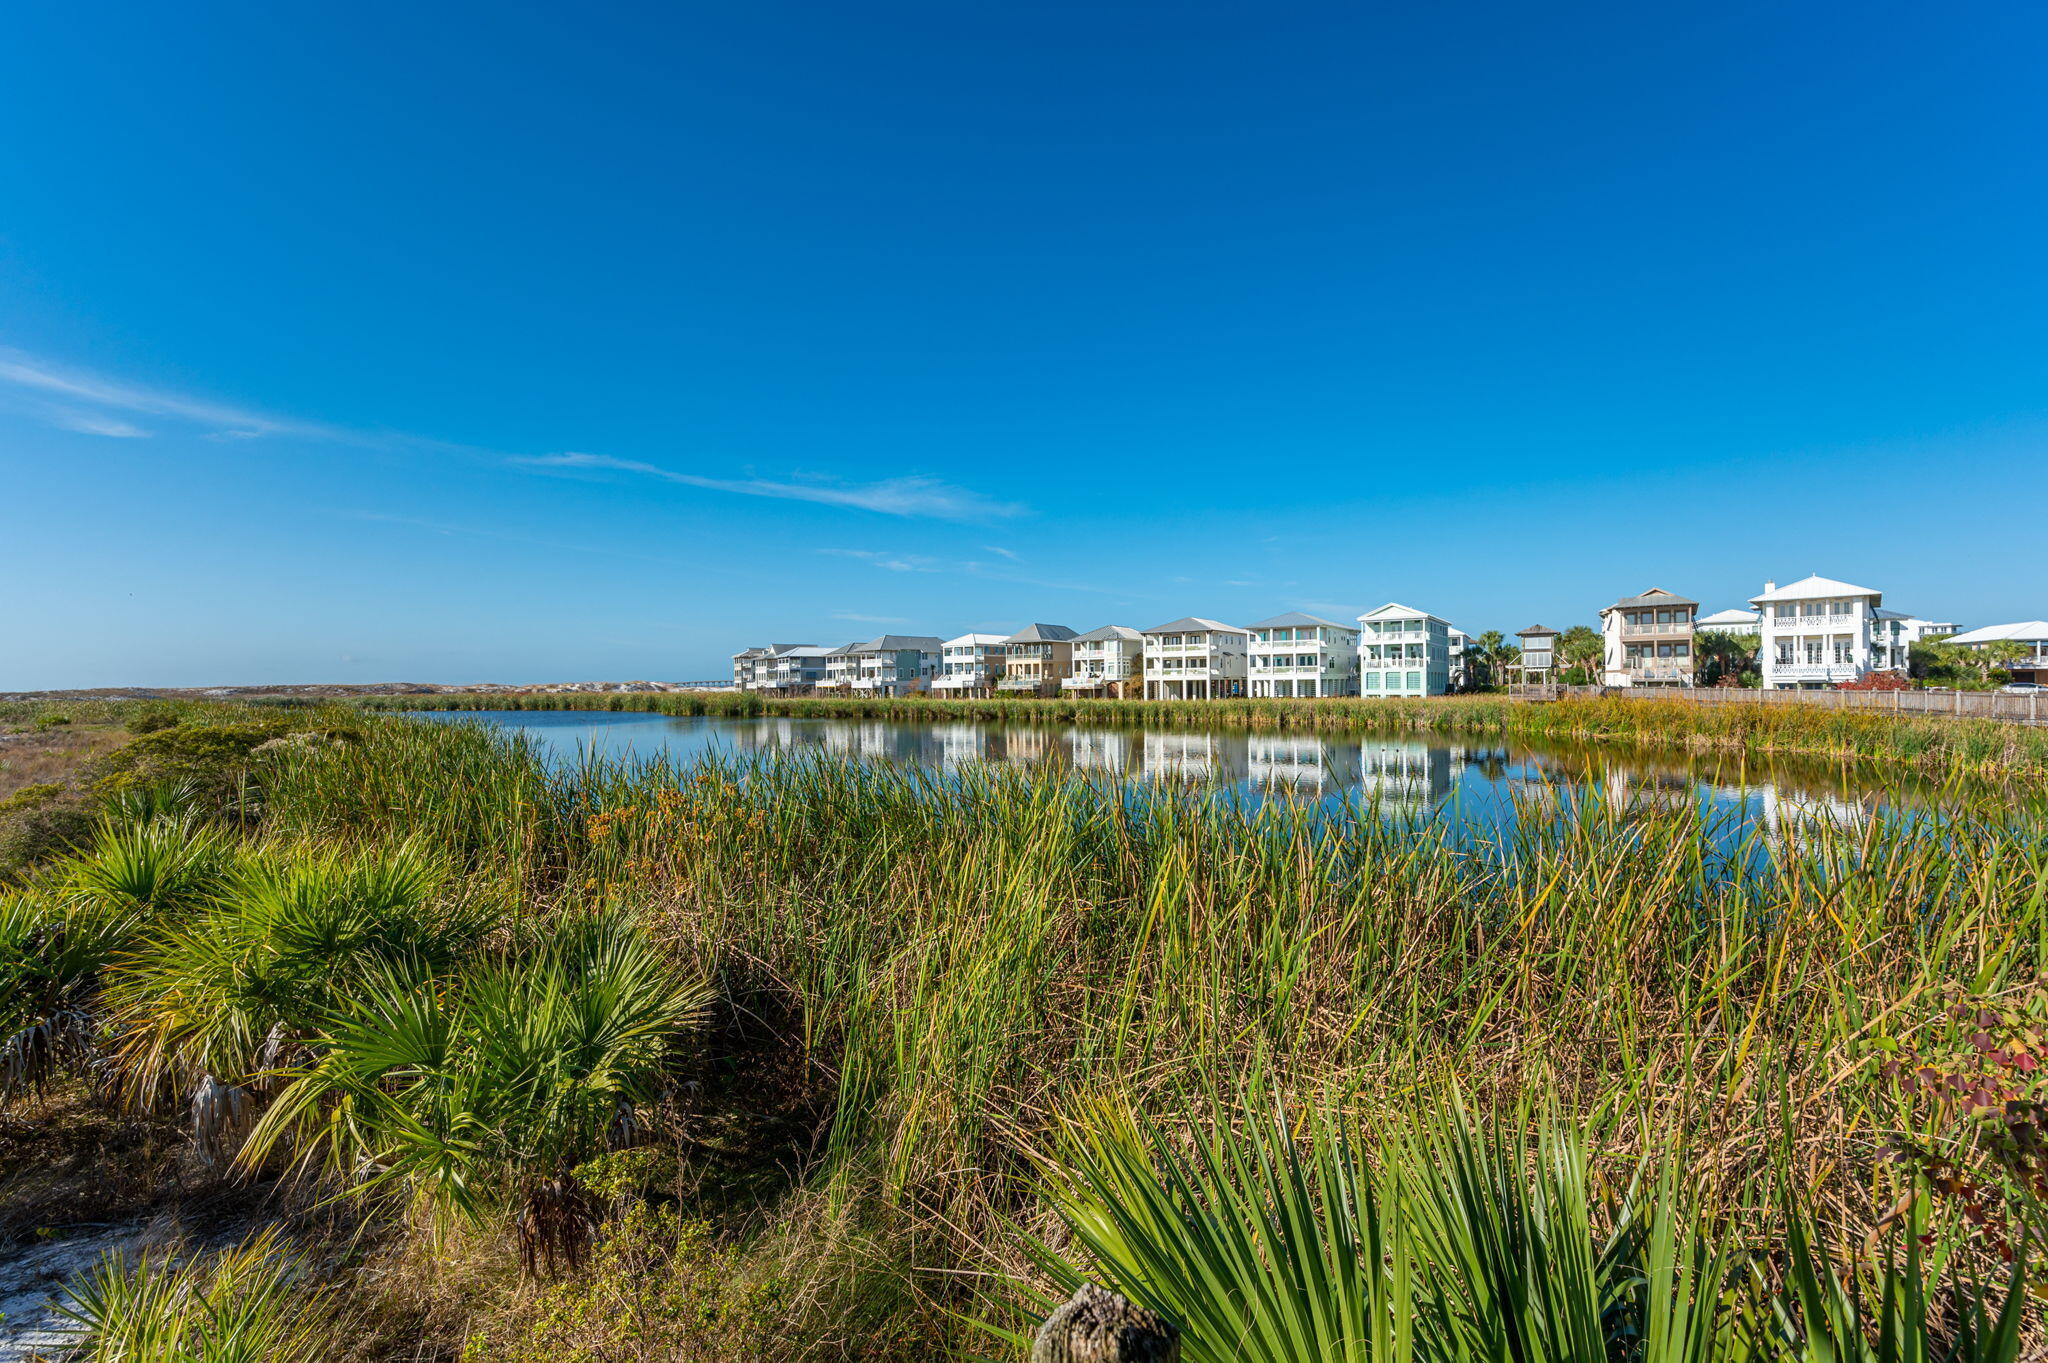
[408,710,2028,862]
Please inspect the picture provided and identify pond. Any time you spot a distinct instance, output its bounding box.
[407,709,2025,848]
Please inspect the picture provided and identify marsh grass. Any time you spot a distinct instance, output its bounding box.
[243,716,2048,1341]
[363,690,2048,778]
[13,703,2048,1357]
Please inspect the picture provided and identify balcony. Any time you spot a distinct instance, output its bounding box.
[1765,615,1857,632]
[1619,623,1693,640]
[1770,663,1859,681]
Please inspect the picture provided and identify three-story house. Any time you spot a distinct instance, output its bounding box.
[1599,588,1697,686]
[1141,618,1250,699]
[1356,604,1457,696]
[1245,612,1360,697]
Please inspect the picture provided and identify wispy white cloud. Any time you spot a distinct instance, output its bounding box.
[524,452,1028,523]
[831,611,909,624]
[46,408,152,438]
[981,545,1021,561]
[819,548,942,573]
[0,347,332,439]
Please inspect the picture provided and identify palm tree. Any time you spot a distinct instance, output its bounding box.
[1557,625,1603,685]
[241,912,710,1271]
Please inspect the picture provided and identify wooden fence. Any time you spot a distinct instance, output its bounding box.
[1508,683,2047,724]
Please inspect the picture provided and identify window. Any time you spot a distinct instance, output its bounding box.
[1407,671,1422,690]
[1777,644,1794,665]
[1657,610,1673,625]
[1363,673,1380,689]
[1674,643,1690,657]
[1657,644,1673,658]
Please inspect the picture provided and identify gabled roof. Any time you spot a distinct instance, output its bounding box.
[782,645,836,658]
[1244,611,1355,630]
[1003,622,1079,643]
[765,643,817,657]
[1945,621,2048,645]
[1074,624,1144,642]
[943,632,1011,647]
[1515,624,1560,637]
[1142,617,1246,635]
[1750,575,1882,605]
[1356,602,1445,624]
[1695,608,1761,629]
[856,635,944,652]
[1603,587,1696,612]
[824,642,864,656]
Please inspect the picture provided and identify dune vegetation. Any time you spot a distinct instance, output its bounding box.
[2,697,2047,1359]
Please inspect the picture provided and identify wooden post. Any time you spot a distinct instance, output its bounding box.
[1033,1284,1180,1363]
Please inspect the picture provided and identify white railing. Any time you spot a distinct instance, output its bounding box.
[1764,615,1858,632]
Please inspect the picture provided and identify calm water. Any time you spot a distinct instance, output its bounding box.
[407,709,2005,843]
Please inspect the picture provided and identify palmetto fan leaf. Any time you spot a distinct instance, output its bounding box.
[106,837,470,1095]
[240,910,710,1268]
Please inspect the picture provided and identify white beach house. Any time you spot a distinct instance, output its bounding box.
[758,645,835,692]
[1245,612,1360,697]
[933,633,1010,693]
[1599,587,1697,687]
[1750,576,1949,689]
[1063,625,1145,697]
[1141,618,1250,699]
[1695,607,1762,633]
[815,643,863,691]
[1356,603,1457,696]
[1939,621,2048,684]
[998,623,1080,695]
[732,643,825,691]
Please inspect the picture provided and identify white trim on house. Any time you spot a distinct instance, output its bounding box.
[1748,577,1938,689]
[1141,617,1250,700]
[1063,625,1145,693]
[1356,603,1457,696]
[933,633,1010,691]
[1245,612,1360,698]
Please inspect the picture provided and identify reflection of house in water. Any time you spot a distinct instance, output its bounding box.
[1755,783,1871,852]
[1246,734,1363,794]
[988,726,1067,768]
[723,717,826,758]
[932,723,993,773]
[1352,741,1456,814]
[1068,729,1139,781]
[1139,731,1250,785]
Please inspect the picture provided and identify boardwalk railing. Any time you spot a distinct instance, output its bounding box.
[1508,683,2046,724]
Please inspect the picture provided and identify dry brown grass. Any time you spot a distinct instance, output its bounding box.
[0,725,129,802]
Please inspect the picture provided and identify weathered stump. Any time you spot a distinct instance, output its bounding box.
[1031,1283,1180,1363]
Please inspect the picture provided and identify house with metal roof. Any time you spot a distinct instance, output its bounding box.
[998,623,1080,695]
[1513,625,1560,684]
[1933,621,2045,683]
[1747,576,1950,689]
[848,635,944,696]
[1063,625,1145,697]
[1598,588,1697,686]
[1356,603,1459,696]
[933,633,1010,693]
[1140,617,1250,700]
[1244,611,1359,698]
[732,643,819,691]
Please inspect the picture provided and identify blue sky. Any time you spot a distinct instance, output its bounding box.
[3,1,2044,687]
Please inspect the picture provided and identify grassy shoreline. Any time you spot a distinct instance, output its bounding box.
[7,701,2048,1358]
[357,688,2048,779]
